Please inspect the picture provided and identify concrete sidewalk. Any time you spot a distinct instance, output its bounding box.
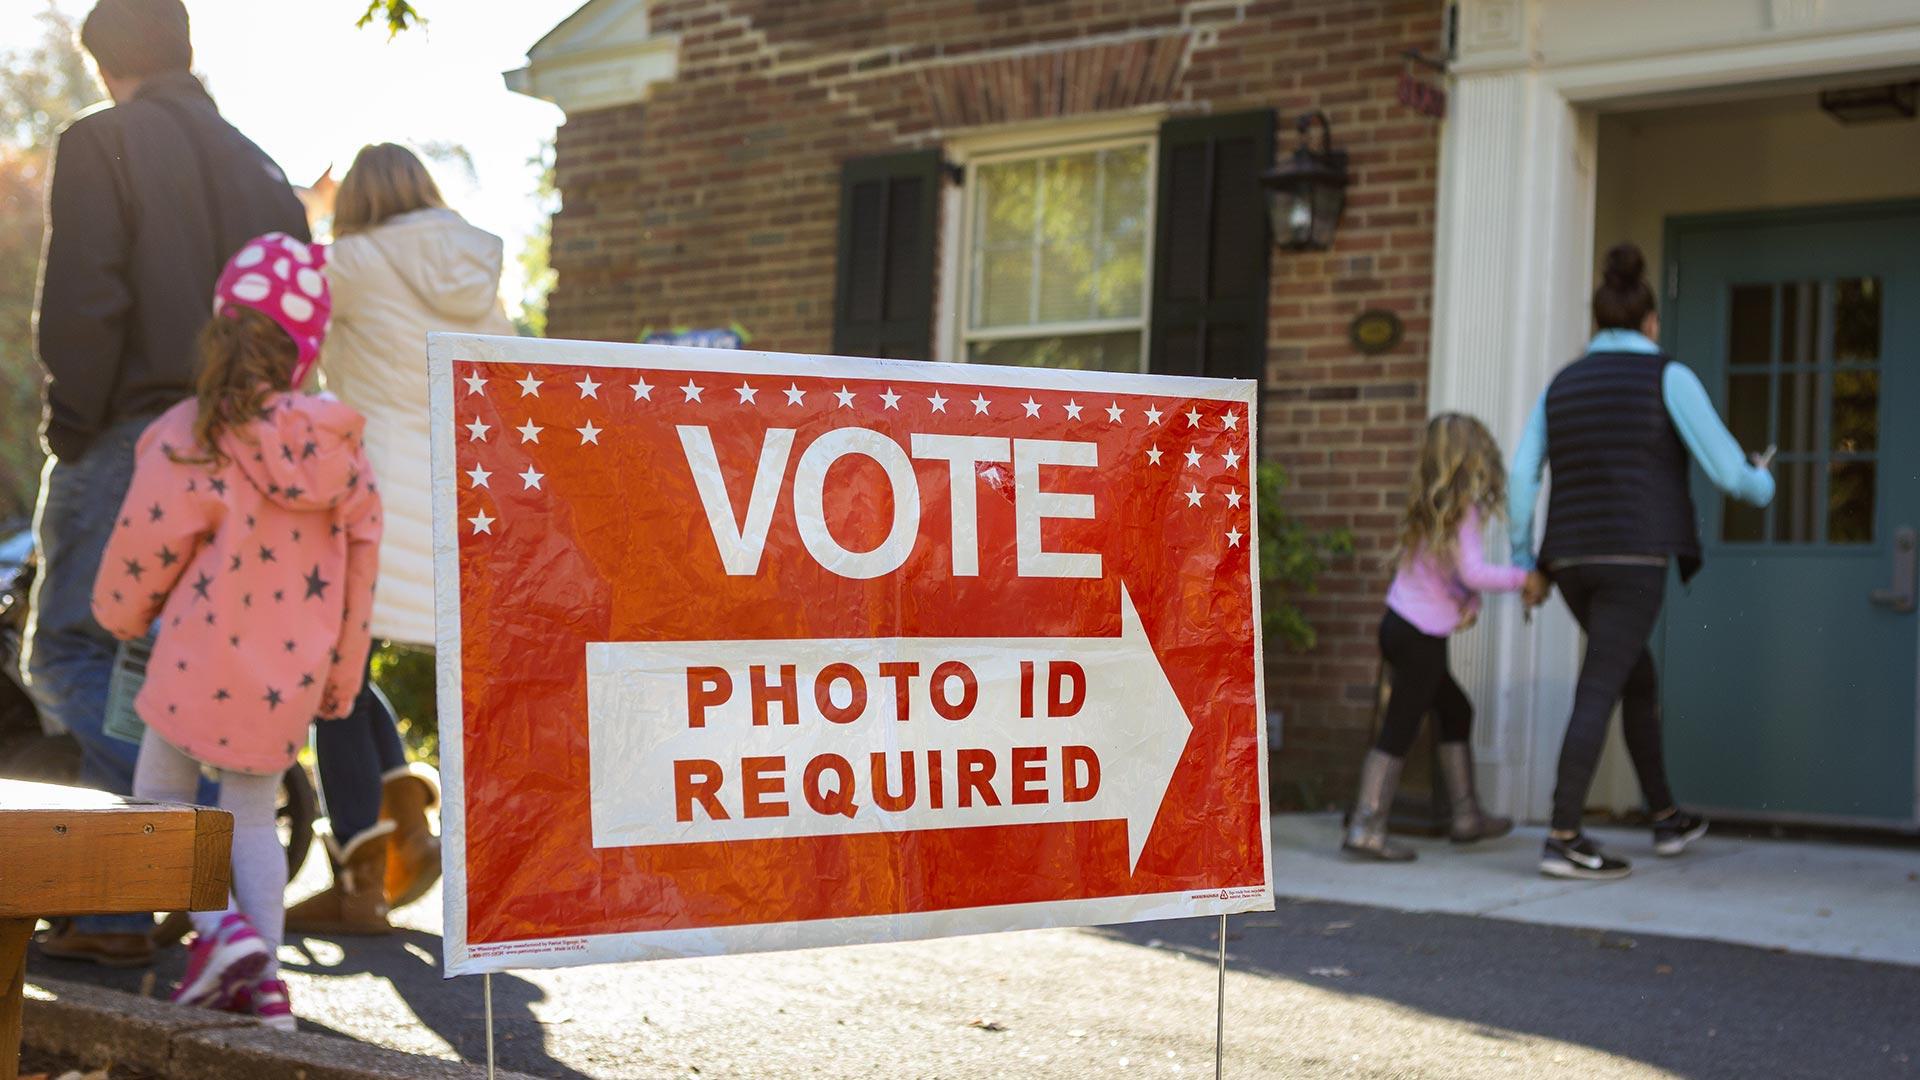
[1271,812,1920,966]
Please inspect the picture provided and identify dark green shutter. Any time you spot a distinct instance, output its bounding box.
[1149,110,1275,382]
[832,150,941,360]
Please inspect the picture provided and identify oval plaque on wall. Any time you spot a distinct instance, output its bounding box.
[1348,309,1404,355]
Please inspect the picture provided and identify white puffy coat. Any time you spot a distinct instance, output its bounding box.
[321,207,515,646]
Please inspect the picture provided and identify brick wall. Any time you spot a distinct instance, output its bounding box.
[546,0,1446,808]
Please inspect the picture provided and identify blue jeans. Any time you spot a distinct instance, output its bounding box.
[314,643,408,845]
[24,416,158,933]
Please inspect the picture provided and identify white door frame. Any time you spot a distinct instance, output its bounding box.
[1428,2,1920,820]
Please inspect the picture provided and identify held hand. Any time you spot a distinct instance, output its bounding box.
[1751,444,1777,472]
[1522,570,1551,610]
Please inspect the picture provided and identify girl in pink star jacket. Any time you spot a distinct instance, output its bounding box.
[91,232,380,1029]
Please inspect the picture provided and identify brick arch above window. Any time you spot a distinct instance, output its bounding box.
[920,35,1188,130]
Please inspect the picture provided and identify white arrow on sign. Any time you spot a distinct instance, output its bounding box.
[584,586,1192,871]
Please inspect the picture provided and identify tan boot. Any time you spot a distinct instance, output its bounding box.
[380,763,442,910]
[1438,741,1513,843]
[286,822,395,936]
[1341,750,1416,862]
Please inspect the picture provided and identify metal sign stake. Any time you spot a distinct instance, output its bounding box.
[1214,913,1228,1080]
[484,972,496,1080]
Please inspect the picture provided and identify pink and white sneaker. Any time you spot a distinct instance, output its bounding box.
[245,978,296,1032]
[172,913,270,1010]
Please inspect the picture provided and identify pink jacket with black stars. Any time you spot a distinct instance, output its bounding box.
[92,391,383,775]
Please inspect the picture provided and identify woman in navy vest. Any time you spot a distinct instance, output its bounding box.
[1509,243,1775,880]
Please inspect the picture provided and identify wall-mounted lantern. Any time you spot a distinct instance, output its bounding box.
[1261,111,1349,252]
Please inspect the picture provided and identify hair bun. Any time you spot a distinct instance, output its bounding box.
[1603,243,1646,288]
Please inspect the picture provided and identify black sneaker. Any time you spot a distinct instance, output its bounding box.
[1540,833,1631,880]
[1652,809,1709,856]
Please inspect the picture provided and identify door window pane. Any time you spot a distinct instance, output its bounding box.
[1776,369,1818,454]
[1833,277,1881,363]
[1774,461,1817,544]
[1722,498,1765,543]
[1831,369,1879,454]
[1726,374,1769,448]
[1727,284,1773,367]
[1718,276,1879,546]
[1780,281,1815,365]
[1827,461,1875,544]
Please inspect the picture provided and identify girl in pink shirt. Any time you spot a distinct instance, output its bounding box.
[92,233,380,1028]
[1343,413,1530,862]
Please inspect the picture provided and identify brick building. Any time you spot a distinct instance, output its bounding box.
[510,0,1450,809]
[512,0,1920,828]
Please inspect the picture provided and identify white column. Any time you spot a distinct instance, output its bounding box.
[1427,58,1596,821]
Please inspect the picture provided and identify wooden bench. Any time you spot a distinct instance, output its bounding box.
[0,779,231,1080]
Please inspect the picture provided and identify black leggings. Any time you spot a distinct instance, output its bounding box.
[1549,562,1677,832]
[1374,610,1473,757]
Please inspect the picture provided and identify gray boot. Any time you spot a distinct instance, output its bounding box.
[1439,741,1512,843]
[1342,750,1416,861]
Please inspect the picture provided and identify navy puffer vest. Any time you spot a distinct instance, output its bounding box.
[1539,351,1702,582]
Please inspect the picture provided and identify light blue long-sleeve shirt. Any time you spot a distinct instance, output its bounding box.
[1508,329,1777,570]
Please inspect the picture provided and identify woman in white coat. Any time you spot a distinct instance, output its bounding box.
[287,143,515,934]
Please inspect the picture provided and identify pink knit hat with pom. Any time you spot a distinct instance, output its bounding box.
[212,232,331,386]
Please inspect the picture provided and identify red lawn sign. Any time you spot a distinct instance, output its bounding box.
[428,334,1273,976]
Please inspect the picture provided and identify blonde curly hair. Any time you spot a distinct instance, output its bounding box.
[1393,412,1507,571]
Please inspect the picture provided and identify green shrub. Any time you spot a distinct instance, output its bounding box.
[1255,461,1353,652]
[371,642,438,764]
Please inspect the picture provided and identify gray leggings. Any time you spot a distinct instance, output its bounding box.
[133,729,285,976]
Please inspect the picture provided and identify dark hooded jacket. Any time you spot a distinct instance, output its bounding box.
[35,70,309,461]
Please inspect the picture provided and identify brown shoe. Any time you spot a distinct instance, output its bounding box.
[38,919,156,968]
[286,822,394,936]
[380,764,442,910]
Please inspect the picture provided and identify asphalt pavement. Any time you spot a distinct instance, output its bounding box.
[29,871,1920,1080]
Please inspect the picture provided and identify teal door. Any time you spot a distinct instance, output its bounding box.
[1662,202,1920,828]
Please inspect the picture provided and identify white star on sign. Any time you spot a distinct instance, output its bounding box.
[469,511,494,535]
[928,391,948,413]
[577,421,601,445]
[517,420,542,444]
[680,379,704,402]
[519,466,544,490]
[576,375,600,398]
[1185,408,1202,427]
[784,383,806,406]
[465,419,490,442]
[1184,447,1203,468]
[463,373,486,396]
[1222,411,1239,430]
[1145,406,1164,425]
[1105,402,1124,423]
[1185,486,1204,507]
[735,383,759,404]
[972,394,991,415]
[1146,445,1164,465]
[880,387,901,410]
[1063,400,1083,420]
[466,465,491,488]
[1021,397,1042,417]
[834,386,856,408]
[1222,448,1242,470]
[1226,526,1244,547]
[517,374,541,397]
[1225,489,1244,509]
[629,377,654,401]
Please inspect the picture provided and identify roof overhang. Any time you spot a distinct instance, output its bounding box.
[504,0,679,116]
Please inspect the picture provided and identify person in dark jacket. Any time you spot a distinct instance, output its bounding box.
[1508,243,1775,881]
[23,0,308,967]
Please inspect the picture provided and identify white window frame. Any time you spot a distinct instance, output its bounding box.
[937,113,1162,370]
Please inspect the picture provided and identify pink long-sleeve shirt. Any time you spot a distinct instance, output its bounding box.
[92,392,383,775]
[1384,507,1528,637]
